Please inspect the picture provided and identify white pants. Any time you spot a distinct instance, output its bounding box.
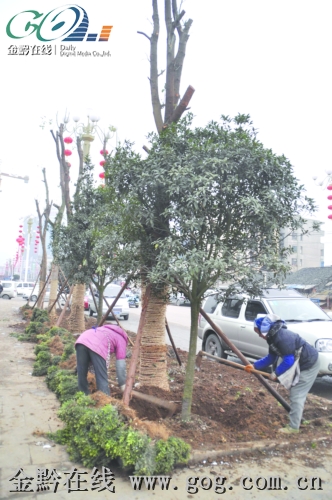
[289,359,320,429]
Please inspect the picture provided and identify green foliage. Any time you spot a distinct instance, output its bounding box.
[48,389,190,473]
[45,366,78,402]
[31,308,49,323]
[21,321,49,342]
[154,437,191,474]
[47,326,71,337]
[32,350,62,376]
[53,159,139,292]
[62,343,75,360]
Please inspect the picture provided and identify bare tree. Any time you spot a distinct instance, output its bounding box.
[138,0,194,133]
[35,168,52,310]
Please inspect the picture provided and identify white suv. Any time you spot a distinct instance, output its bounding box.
[15,282,35,295]
[198,288,332,376]
[0,281,18,299]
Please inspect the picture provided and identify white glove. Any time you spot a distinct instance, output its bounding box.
[120,385,125,392]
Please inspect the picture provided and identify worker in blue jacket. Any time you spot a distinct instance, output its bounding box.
[245,314,319,433]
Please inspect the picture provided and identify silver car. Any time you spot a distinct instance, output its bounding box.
[198,288,332,376]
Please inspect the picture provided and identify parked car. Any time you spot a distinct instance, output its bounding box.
[127,294,140,308]
[15,281,35,295]
[22,287,50,302]
[88,284,130,320]
[198,288,332,376]
[0,281,17,299]
[84,291,91,311]
[169,293,190,306]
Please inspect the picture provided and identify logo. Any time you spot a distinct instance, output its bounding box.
[6,4,112,42]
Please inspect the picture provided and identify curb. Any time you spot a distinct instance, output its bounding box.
[188,435,331,464]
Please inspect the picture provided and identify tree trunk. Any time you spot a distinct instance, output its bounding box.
[68,283,86,333]
[36,280,46,309]
[181,283,200,420]
[48,264,59,323]
[139,285,169,391]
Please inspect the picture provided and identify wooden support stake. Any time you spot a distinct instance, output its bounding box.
[199,307,291,413]
[102,295,134,347]
[31,269,52,309]
[56,286,73,327]
[165,318,181,366]
[98,279,131,327]
[198,351,272,379]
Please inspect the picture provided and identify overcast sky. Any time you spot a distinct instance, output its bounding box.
[0,0,331,268]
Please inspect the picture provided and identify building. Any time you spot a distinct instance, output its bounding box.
[280,219,324,271]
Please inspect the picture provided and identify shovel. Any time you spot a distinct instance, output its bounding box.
[197,351,272,379]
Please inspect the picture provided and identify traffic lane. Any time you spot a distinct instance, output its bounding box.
[117,304,202,353]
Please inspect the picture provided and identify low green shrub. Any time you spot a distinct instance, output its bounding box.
[31,308,49,323]
[47,327,71,338]
[48,390,190,474]
[45,367,78,402]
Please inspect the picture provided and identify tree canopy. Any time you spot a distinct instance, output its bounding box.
[105,113,318,419]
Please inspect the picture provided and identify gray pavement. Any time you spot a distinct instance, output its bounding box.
[1,297,332,499]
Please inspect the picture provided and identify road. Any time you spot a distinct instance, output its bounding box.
[12,296,332,401]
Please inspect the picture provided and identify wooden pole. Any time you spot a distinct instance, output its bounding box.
[56,286,74,327]
[199,307,291,413]
[31,269,52,309]
[98,279,131,327]
[197,350,271,378]
[102,295,134,346]
[165,318,181,366]
[122,284,151,406]
[25,268,41,305]
[89,284,99,313]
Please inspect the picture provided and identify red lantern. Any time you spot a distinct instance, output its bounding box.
[328,195,332,200]
[64,149,72,156]
[100,160,106,167]
[19,225,23,227]
[328,215,332,220]
[99,172,105,179]
[64,136,73,144]
[328,206,332,210]
[328,185,332,190]
[100,149,108,155]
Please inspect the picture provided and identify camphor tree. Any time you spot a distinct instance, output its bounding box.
[119,0,194,391]
[54,159,140,324]
[107,114,318,420]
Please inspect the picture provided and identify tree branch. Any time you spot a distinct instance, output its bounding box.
[149,0,164,133]
[170,85,195,123]
[137,30,151,41]
[173,18,193,105]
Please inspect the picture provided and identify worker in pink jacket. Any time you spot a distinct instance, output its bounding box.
[75,324,128,396]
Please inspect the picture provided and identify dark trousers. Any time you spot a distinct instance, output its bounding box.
[75,344,110,396]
